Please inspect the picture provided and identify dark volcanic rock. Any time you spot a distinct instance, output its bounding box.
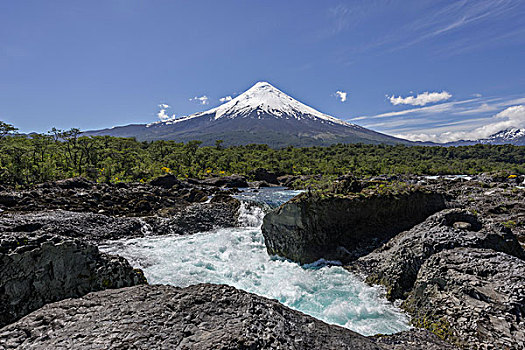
[248,180,272,189]
[353,209,525,300]
[0,210,145,241]
[277,174,300,187]
[0,175,242,241]
[0,177,218,216]
[403,248,525,349]
[200,175,248,188]
[0,196,241,242]
[249,168,279,184]
[42,176,92,189]
[0,232,146,328]
[262,189,446,264]
[423,177,525,245]
[145,200,241,236]
[149,174,181,189]
[0,284,383,350]
[374,329,458,349]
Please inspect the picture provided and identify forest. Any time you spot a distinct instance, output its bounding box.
[0,122,523,186]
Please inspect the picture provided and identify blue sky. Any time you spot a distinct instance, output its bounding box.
[1,0,525,142]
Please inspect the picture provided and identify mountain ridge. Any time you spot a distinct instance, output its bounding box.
[443,128,525,146]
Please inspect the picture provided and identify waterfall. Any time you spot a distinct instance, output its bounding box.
[236,200,270,228]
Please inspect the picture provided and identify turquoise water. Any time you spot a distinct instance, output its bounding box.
[101,188,410,336]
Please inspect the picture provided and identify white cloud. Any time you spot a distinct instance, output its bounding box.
[354,98,477,121]
[219,96,232,103]
[396,105,525,142]
[157,103,175,122]
[190,95,209,105]
[335,90,347,102]
[389,91,452,106]
[455,103,497,115]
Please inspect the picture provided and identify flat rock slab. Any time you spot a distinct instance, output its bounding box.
[0,284,384,350]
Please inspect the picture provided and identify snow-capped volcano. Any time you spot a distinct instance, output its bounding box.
[151,82,353,128]
[84,81,411,147]
[445,128,525,146]
[483,128,525,145]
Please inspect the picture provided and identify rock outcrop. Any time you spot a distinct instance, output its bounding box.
[0,232,147,328]
[353,209,525,300]
[0,175,242,242]
[0,284,384,350]
[403,248,525,349]
[0,210,145,241]
[144,199,241,236]
[0,176,245,217]
[0,198,240,243]
[149,174,181,189]
[262,186,446,264]
[249,168,280,184]
[423,176,525,244]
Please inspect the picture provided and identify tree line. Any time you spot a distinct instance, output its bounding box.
[0,122,523,186]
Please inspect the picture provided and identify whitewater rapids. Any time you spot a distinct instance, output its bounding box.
[100,188,410,336]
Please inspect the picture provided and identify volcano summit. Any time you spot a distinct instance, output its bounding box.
[85,82,410,147]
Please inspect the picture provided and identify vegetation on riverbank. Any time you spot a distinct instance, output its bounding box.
[0,122,524,186]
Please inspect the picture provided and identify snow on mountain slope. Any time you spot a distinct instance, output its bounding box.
[85,81,412,147]
[484,128,525,143]
[148,82,356,128]
[444,128,525,146]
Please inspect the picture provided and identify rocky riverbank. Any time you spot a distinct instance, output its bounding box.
[1,173,523,348]
[0,176,242,242]
[0,176,242,331]
[261,175,525,349]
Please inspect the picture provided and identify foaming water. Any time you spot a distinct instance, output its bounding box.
[101,188,410,336]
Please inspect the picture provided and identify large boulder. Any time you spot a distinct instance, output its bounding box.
[353,209,525,300]
[146,199,241,236]
[0,284,384,349]
[277,174,300,187]
[403,248,525,349]
[149,174,181,189]
[262,188,446,264]
[0,232,146,328]
[249,168,279,184]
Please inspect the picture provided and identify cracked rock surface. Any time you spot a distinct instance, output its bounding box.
[353,209,525,300]
[404,248,525,350]
[0,232,147,328]
[0,284,385,350]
